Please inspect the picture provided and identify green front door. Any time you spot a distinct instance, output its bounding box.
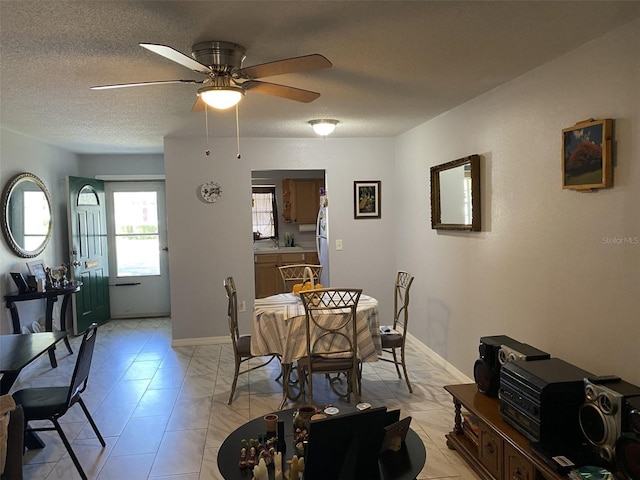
[66,176,110,333]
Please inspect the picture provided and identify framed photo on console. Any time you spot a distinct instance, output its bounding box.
[26,259,47,280]
[10,272,30,293]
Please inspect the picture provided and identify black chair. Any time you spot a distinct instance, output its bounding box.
[297,288,362,404]
[12,323,104,480]
[224,277,279,404]
[379,271,415,392]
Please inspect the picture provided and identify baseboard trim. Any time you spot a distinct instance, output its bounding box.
[110,313,170,320]
[171,336,230,347]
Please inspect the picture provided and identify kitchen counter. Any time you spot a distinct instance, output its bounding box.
[253,246,316,254]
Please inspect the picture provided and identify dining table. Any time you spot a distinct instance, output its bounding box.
[1,331,69,449]
[0,331,68,395]
[252,292,382,408]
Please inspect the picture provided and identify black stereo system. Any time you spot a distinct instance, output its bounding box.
[579,379,640,480]
[473,335,640,480]
[499,357,594,446]
[473,335,550,397]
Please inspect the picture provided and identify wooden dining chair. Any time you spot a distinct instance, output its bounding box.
[297,288,362,404]
[379,271,415,392]
[224,276,279,404]
[278,264,323,292]
[11,323,104,480]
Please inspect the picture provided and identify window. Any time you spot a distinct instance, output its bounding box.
[113,191,161,276]
[252,186,278,239]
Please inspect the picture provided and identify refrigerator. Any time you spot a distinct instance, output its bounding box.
[316,188,330,286]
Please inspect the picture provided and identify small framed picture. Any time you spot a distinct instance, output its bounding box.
[10,272,30,293]
[26,259,47,280]
[562,118,613,191]
[354,181,381,219]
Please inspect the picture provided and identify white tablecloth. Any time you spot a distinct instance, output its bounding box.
[252,293,381,364]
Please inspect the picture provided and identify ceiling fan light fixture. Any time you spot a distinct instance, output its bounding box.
[198,85,244,110]
[309,119,338,136]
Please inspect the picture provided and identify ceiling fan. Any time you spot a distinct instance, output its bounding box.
[91,41,332,110]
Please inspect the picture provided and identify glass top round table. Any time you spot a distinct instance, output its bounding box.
[217,406,426,480]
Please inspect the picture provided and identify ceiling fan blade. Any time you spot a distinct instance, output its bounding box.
[243,81,321,103]
[91,79,202,90]
[140,43,212,74]
[236,54,331,80]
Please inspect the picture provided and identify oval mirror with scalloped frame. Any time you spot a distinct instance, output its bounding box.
[1,172,53,257]
[430,154,481,231]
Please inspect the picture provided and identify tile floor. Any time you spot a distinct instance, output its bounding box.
[9,318,481,480]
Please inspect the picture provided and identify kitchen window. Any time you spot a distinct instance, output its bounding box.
[252,186,278,239]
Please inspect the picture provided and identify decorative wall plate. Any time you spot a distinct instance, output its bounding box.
[200,182,222,203]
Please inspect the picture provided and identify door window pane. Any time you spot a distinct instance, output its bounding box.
[77,185,99,206]
[113,192,160,276]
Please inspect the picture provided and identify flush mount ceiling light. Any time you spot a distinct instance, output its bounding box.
[198,85,245,110]
[309,119,339,136]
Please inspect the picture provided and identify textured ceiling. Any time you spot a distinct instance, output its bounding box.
[1,1,638,154]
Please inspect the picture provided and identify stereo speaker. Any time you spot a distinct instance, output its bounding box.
[473,335,549,397]
[579,379,640,479]
[615,396,640,480]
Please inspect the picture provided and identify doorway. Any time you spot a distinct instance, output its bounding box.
[251,169,329,290]
[104,181,171,318]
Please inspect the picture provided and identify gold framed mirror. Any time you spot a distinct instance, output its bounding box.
[1,172,53,257]
[430,154,481,231]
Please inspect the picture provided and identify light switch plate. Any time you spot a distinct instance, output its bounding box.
[336,239,343,250]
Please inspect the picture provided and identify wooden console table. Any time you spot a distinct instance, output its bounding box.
[4,282,80,366]
[444,383,563,480]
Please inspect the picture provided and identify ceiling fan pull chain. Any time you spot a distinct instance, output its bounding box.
[205,103,211,156]
[236,104,241,159]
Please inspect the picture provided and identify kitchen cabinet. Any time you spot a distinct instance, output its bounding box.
[254,251,318,298]
[254,254,280,299]
[282,178,324,224]
[305,252,319,265]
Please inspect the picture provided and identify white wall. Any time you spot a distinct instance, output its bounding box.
[77,153,165,178]
[0,129,80,334]
[163,137,397,341]
[395,19,640,385]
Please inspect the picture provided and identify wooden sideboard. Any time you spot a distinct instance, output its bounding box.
[444,383,564,480]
